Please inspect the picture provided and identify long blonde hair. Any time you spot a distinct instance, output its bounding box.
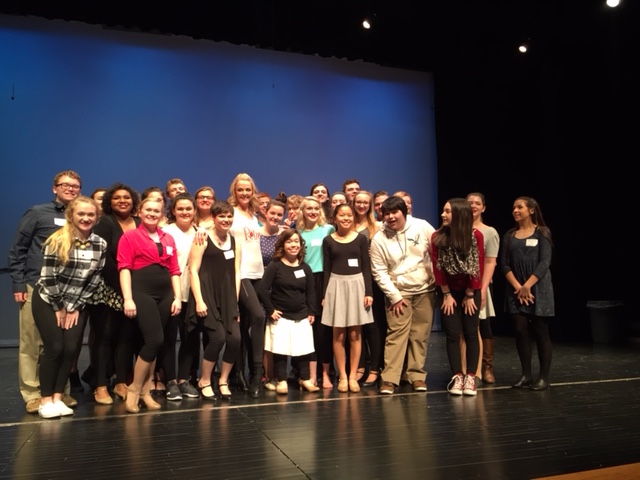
[228,173,259,214]
[44,196,99,265]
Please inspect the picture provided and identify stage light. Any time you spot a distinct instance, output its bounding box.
[362,13,376,30]
[606,0,620,7]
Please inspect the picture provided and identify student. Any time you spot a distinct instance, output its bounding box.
[370,196,436,395]
[8,170,83,413]
[187,200,242,401]
[259,229,319,395]
[32,196,106,418]
[117,197,182,413]
[500,196,554,391]
[431,198,484,396]
[321,204,373,393]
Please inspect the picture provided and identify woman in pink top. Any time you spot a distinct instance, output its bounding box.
[117,197,182,413]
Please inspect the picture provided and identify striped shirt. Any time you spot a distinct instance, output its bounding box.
[36,233,107,312]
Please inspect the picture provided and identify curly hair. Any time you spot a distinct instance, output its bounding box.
[101,183,140,216]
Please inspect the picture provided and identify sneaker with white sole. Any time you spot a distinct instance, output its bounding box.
[54,400,75,416]
[38,402,61,419]
[166,380,183,401]
[178,380,200,398]
[447,373,464,395]
[463,375,477,396]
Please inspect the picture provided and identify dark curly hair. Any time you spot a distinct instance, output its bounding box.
[101,183,140,216]
[273,228,306,263]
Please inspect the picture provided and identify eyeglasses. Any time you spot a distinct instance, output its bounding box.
[56,183,81,191]
[197,195,214,201]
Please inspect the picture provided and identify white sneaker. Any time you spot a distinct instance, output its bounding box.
[38,402,61,419]
[54,400,75,416]
[447,373,464,395]
[463,375,477,396]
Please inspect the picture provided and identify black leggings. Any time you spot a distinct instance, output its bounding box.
[442,290,480,374]
[361,280,387,373]
[512,313,552,381]
[131,265,173,362]
[238,278,265,376]
[274,353,312,382]
[32,289,86,397]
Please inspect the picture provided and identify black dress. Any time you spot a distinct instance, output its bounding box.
[186,237,239,333]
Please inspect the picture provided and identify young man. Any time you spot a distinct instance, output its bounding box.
[369,196,436,395]
[8,170,83,413]
[341,178,361,205]
[165,178,187,200]
[373,190,389,221]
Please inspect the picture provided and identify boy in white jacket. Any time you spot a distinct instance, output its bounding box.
[370,196,436,394]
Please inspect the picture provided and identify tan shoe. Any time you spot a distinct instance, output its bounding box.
[26,398,41,414]
[94,386,114,405]
[113,383,128,400]
[62,394,78,408]
[275,381,288,395]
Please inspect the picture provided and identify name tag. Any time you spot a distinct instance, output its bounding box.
[348,258,359,267]
[310,238,323,247]
[526,238,538,247]
[166,246,174,255]
[224,250,235,260]
[294,269,306,278]
[54,218,66,226]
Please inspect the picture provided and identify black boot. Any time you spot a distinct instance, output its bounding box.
[249,367,263,399]
[236,369,249,392]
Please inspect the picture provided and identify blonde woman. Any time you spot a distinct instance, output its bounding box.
[33,196,106,418]
[297,196,335,388]
[228,173,265,397]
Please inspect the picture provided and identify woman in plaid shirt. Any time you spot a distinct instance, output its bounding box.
[32,196,107,418]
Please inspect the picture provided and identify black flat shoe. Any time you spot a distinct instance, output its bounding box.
[530,379,549,391]
[512,376,533,388]
[361,371,380,387]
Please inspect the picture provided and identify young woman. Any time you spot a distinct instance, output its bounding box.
[228,173,265,398]
[87,183,141,404]
[465,192,500,383]
[193,186,216,231]
[33,196,106,418]
[500,196,554,391]
[187,200,242,401]
[160,193,201,400]
[328,191,347,226]
[431,198,484,396]
[309,182,332,223]
[321,204,374,393]
[259,199,287,390]
[352,190,384,387]
[117,197,182,413]
[140,186,169,228]
[297,196,335,388]
[259,229,319,395]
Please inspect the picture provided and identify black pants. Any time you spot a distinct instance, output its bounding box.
[33,289,86,397]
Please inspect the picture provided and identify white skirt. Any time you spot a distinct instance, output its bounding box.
[264,316,315,357]
[479,284,496,320]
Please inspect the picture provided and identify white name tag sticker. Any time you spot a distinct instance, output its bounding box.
[526,238,538,247]
[224,250,235,259]
[348,258,359,267]
[166,246,174,255]
[54,218,66,226]
[294,269,305,278]
[310,238,323,247]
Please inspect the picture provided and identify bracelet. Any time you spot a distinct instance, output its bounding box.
[465,292,475,298]
[443,292,451,297]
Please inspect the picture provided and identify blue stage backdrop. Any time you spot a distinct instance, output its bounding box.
[1,14,436,265]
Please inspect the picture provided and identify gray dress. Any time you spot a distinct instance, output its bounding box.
[500,229,554,317]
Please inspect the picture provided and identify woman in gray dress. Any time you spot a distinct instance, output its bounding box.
[500,196,554,391]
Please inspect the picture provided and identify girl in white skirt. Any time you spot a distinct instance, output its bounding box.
[258,229,320,395]
[321,204,374,393]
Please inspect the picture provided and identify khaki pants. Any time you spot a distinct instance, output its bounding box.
[381,291,435,386]
[19,284,43,403]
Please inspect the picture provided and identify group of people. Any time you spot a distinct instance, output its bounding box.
[8,170,555,419]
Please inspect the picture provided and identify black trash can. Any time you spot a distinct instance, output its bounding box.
[586,301,626,345]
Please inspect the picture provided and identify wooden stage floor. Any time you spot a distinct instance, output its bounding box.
[1,331,639,480]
